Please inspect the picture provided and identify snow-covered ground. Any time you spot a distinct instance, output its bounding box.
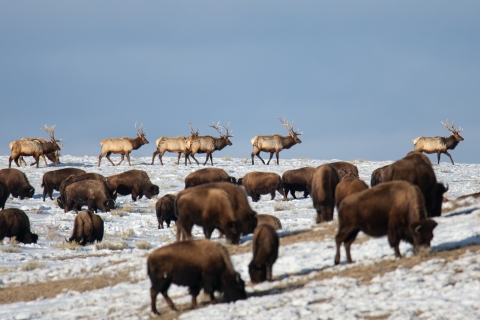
[1,155,480,319]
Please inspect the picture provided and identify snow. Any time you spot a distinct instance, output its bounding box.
[1,155,480,319]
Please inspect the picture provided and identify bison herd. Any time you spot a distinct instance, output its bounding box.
[0,151,450,316]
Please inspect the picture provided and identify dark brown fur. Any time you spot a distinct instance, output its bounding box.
[63,180,115,214]
[249,224,279,283]
[147,240,246,314]
[370,164,390,187]
[57,174,80,209]
[41,168,86,201]
[335,181,438,264]
[0,181,9,209]
[77,172,117,199]
[326,161,359,179]
[310,165,340,223]
[239,171,286,202]
[106,169,159,201]
[0,168,35,200]
[155,194,177,229]
[0,208,38,244]
[67,210,104,245]
[282,167,316,199]
[335,177,369,208]
[184,168,236,189]
[257,214,282,230]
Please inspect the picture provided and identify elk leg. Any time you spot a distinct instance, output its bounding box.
[437,151,442,164]
[41,155,48,166]
[275,151,280,165]
[98,153,105,166]
[252,151,265,165]
[266,152,274,165]
[126,153,131,166]
[20,157,27,166]
[105,152,116,166]
[444,151,455,165]
[151,150,160,165]
[116,154,124,166]
[190,154,200,165]
[209,153,214,166]
[34,155,40,168]
[176,152,181,165]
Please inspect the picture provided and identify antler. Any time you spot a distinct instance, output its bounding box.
[279,117,302,135]
[41,124,56,140]
[135,122,146,136]
[189,122,199,136]
[441,119,463,133]
[209,121,234,138]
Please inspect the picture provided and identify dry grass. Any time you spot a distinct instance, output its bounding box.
[52,240,81,251]
[95,241,127,251]
[121,228,136,239]
[135,240,151,250]
[1,244,23,253]
[21,261,45,272]
[274,202,293,212]
[45,225,61,241]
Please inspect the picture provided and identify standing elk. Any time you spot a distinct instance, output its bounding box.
[98,123,149,166]
[188,122,233,166]
[9,125,62,168]
[251,117,302,165]
[151,128,196,165]
[413,119,464,165]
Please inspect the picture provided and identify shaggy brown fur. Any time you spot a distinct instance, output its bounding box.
[335,177,369,208]
[147,240,246,314]
[239,171,286,202]
[257,214,282,230]
[0,208,38,244]
[335,181,438,264]
[327,161,359,179]
[41,168,86,201]
[0,168,35,200]
[0,181,9,210]
[77,172,116,199]
[370,164,390,187]
[155,194,177,229]
[310,165,340,223]
[249,224,279,283]
[67,210,104,245]
[106,169,159,201]
[63,180,115,214]
[184,168,236,189]
[282,167,317,199]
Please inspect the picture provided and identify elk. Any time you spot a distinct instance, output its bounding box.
[18,138,60,166]
[251,117,302,165]
[188,122,233,166]
[98,123,149,166]
[413,119,464,165]
[151,124,197,166]
[9,125,62,168]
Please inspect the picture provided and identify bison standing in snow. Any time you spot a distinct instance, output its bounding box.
[249,224,279,283]
[335,177,369,208]
[326,161,359,180]
[62,180,115,214]
[0,208,38,244]
[106,169,159,201]
[310,164,340,223]
[184,167,236,189]
[67,210,104,245]
[238,171,286,202]
[370,164,390,187]
[155,194,177,229]
[0,168,35,200]
[282,167,317,199]
[41,168,86,201]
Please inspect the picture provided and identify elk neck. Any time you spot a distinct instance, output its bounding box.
[131,136,148,150]
[281,135,300,149]
[214,137,231,151]
[444,135,461,150]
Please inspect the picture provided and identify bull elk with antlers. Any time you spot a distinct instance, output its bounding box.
[188,122,233,166]
[413,119,464,165]
[9,125,62,168]
[18,138,60,166]
[251,118,302,165]
[98,123,149,166]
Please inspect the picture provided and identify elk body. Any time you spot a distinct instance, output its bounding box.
[151,136,193,166]
[188,122,233,166]
[9,125,62,168]
[18,138,60,167]
[98,123,149,166]
[251,118,302,165]
[413,119,464,165]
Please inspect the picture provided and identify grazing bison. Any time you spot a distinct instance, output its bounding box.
[184,168,236,189]
[257,214,282,230]
[335,181,438,264]
[238,171,286,202]
[63,180,115,214]
[326,161,359,180]
[0,208,38,244]
[57,174,80,208]
[249,224,279,283]
[0,168,35,200]
[282,167,317,199]
[155,194,177,229]
[176,188,241,244]
[335,177,369,208]
[77,172,117,199]
[106,170,159,201]
[383,152,447,217]
[0,181,9,209]
[310,165,340,223]
[67,210,104,245]
[41,168,86,201]
[147,239,246,314]
[370,164,390,187]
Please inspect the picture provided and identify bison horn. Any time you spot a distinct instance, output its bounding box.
[414,225,422,234]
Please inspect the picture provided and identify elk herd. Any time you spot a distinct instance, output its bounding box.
[0,118,467,315]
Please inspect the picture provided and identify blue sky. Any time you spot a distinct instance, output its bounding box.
[1,1,479,164]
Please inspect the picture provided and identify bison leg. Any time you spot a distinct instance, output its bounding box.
[105,152,116,166]
[157,217,164,229]
[160,290,178,311]
[266,152,274,165]
[266,264,273,281]
[444,151,455,165]
[270,190,276,200]
[387,228,402,258]
[335,227,359,264]
[278,187,287,200]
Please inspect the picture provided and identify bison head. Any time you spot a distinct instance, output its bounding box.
[412,219,438,253]
[222,272,247,302]
[248,261,267,283]
[22,232,38,244]
[145,184,160,199]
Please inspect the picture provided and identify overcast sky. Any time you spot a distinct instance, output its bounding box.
[1,1,479,165]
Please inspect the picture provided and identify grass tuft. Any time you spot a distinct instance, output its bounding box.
[135,240,151,250]
[95,241,127,251]
[121,228,136,239]
[21,261,45,271]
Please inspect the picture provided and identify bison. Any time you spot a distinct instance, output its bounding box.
[0,181,9,209]
[282,167,317,199]
[67,210,104,245]
[335,181,438,264]
[249,224,279,283]
[257,214,282,230]
[370,164,390,187]
[0,168,35,200]
[41,168,86,201]
[63,180,115,214]
[310,164,340,223]
[0,208,38,244]
[326,161,359,180]
[147,239,246,314]
[238,171,286,202]
[106,169,159,201]
[77,172,117,199]
[184,167,236,189]
[155,194,177,229]
[335,177,369,208]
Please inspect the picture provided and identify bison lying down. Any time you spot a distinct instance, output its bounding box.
[147,240,246,315]
[335,181,438,264]
[0,208,38,244]
[67,210,104,245]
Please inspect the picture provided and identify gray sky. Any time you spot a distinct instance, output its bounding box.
[1,1,479,164]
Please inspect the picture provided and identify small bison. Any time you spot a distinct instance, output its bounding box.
[176,188,241,244]
[249,224,279,283]
[257,214,282,230]
[184,168,236,189]
[147,239,247,314]
[326,161,359,180]
[155,194,177,229]
[0,181,9,209]
[370,164,390,187]
[335,177,369,208]
[63,180,115,214]
[41,168,86,201]
[282,167,317,199]
[335,181,438,264]
[0,208,38,244]
[310,165,340,223]
[106,169,159,201]
[0,168,35,200]
[238,171,286,202]
[67,210,104,245]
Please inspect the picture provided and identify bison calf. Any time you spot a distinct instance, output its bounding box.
[335,177,369,208]
[239,171,286,202]
[0,168,35,200]
[147,240,246,315]
[335,181,438,264]
[310,165,340,223]
[184,168,236,189]
[0,208,38,244]
[249,224,279,283]
[67,210,104,245]
[155,194,177,229]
